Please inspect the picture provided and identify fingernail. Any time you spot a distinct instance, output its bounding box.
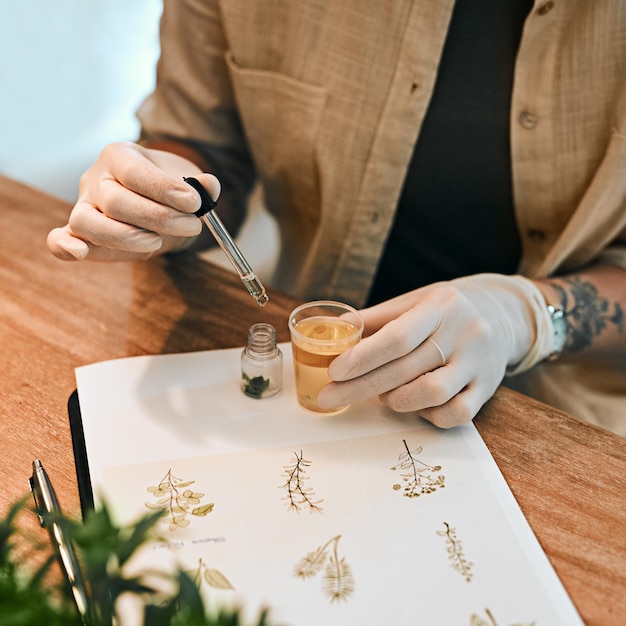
[129,230,162,251]
[189,189,202,212]
[180,178,205,212]
[59,240,88,260]
[327,358,350,380]
[170,216,202,237]
[316,386,342,409]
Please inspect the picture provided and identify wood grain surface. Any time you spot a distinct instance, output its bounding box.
[0,175,624,625]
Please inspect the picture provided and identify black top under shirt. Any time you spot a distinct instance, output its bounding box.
[367,0,534,306]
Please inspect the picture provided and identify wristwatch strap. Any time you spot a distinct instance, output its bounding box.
[546,304,567,361]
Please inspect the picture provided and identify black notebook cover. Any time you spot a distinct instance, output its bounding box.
[68,389,95,515]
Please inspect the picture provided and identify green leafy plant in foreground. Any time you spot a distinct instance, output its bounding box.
[0,496,273,626]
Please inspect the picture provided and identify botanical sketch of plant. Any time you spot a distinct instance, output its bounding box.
[187,557,234,592]
[279,450,324,514]
[293,534,354,603]
[437,522,473,582]
[470,608,536,626]
[145,468,214,531]
[390,439,445,497]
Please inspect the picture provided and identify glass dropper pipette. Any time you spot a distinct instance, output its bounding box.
[185,177,269,307]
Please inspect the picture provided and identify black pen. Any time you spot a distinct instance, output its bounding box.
[29,459,90,624]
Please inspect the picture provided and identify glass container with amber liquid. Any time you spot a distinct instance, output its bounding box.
[289,301,363,414]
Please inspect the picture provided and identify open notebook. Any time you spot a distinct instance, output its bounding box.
[72,344,583,626]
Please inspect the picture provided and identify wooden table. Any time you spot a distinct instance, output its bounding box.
[0,175,624,625]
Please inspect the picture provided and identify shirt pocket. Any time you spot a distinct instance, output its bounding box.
[225,52,328,228]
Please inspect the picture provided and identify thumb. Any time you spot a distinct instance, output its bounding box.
[188,173,221,208]
[47,225,89,261]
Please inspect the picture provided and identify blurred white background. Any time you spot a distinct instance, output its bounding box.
[0,1,278,278]
[0,1,162,201]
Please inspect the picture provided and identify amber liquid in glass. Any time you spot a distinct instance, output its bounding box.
[291,317,361,414]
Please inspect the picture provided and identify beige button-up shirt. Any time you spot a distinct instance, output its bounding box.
[138,0,626,433]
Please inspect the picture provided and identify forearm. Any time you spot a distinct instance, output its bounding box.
[534,263,626,361]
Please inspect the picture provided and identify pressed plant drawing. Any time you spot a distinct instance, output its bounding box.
[437,522,473,582]
[293,534,355,603]
[390,439,445,497]
[145,468,214,531]
[279,450,324,514]
[470,608,536,626]
[187,556,235,592]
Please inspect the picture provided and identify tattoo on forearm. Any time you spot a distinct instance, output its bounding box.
[551,277,624,354]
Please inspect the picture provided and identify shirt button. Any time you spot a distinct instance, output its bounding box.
[537,2,555,16]
[519,111,538,129]
[527,228,547,242]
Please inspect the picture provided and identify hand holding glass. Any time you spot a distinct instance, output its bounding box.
[289,301,363,414]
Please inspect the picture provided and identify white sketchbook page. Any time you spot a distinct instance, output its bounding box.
[75,344,583,626]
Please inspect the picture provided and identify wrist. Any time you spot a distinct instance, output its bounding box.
[450,273,552,374]
[503,276,554,377]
